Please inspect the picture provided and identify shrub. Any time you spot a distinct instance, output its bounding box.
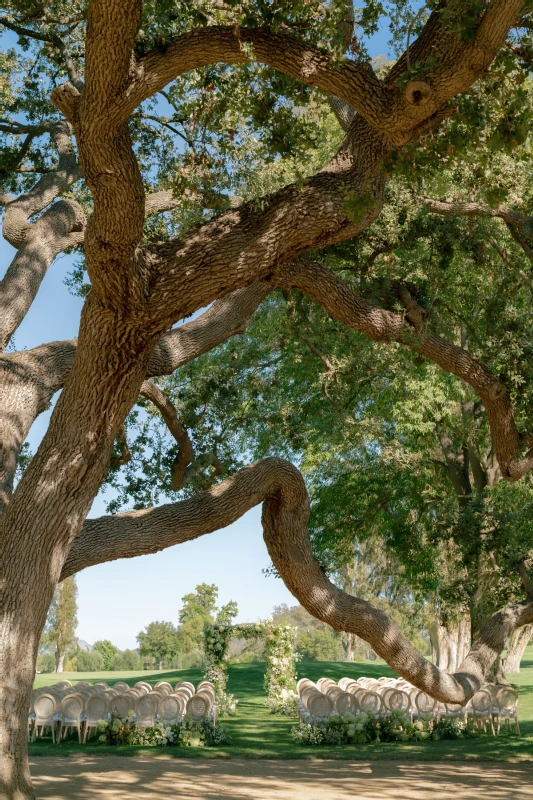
[291,711,477,746]
[97,714,231,747]
[110,649,142,671]
[36,653,55,673]
[298,629,344,661]
[76,648,104,672]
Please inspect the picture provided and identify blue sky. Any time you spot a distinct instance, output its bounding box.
[2,18,393,650]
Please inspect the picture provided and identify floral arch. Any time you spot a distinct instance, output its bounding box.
[203,621,298,716]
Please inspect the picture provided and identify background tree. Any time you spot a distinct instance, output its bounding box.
[92,640,119,671]
[3,1,533,795]
[136,621,179,670]
[42,577,78,674]
[176,583,238,654]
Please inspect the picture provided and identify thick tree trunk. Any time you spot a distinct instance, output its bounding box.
[503,624,533,674]
[1,588,51,800]
[1,298,158,799]
[344,633,355,661]
[429,616,471,673]
[54,650,65,674]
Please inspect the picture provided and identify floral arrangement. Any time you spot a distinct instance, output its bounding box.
[96,713,231,747]
[291,710,477,746]
[263,624,299,715]
[204,619,298,716]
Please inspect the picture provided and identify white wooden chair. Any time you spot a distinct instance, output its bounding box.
[32,694,57,742]
[110,693,135,720]
[493,687,520,734]
[470,689,496,735]
[307,691,334,720]
[413,690,437,720]
[58,694,84,743]
[186,693,210,721]
[135,694,159,729]
[154,681,173,694]
[84,695,109,742]
[112,681,129,693]
[382,688,411,717]
[174,681,195,694]
[358,690,383,715]
[158,695,182,725]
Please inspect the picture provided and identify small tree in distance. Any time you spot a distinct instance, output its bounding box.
[43,577,78,674]
[137,621,179,670]
[92,640,119,671]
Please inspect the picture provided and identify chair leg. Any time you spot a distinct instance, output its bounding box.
[515,718,520,735]
[489,715,495,737]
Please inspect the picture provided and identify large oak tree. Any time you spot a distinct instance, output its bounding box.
[3,1,533,796]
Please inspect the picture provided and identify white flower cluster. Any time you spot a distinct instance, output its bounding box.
[203,621,298,716]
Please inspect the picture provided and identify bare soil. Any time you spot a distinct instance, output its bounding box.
[30,757,533,799]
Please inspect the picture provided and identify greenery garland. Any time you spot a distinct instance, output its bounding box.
[203,620,298,715]
[292,710,478,745]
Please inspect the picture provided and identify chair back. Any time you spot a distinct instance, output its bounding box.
[86,695,109,722]
[358,691,382,714]
[110,694,135,718]
[175,681,195,693]
[383,689,410,713]
[154,681,172,694]
[495,687,518,713]
[471,689,492,714]
[338,678,357,692]
[34,694,56,721]
[316,677,336,692]
[170,693,187,717]
[186,694,210,720]
[135,682,152,692]
[59,694,83,722]
[196,684,215,703]
[308,692,333,719]
[112,681,130,693]
[136,694,158,722]
[158,695,182,723]
[333,690,358,716]
[414,691,437,715]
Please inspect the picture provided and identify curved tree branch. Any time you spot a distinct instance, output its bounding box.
[127,26,387,131]
[0,200,85,351]
[271,258,532,481]
[2,121,82,249]
[61,457,533,703]
[421,196,533,263]
[139,380,194,490]
[0,283,269,508]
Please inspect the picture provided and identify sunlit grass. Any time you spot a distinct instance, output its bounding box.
[29,646,533,760]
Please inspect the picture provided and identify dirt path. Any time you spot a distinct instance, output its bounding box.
[30,757,533,800]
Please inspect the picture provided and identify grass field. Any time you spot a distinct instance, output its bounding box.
[29,645,533,760]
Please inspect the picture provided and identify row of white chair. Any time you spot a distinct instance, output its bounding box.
[30,680,216,743]
[297,676,520,735]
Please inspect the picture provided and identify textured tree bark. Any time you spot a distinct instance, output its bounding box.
[1,2,528,796]
[430,617,471,673]
[503,625,533,674]
[1,297,158,798]
[54,651,65,674]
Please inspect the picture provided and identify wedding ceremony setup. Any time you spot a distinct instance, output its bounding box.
[29,679,218,745]
[5,0,533,797]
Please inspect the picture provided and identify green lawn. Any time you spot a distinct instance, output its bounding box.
[29,645,533,760]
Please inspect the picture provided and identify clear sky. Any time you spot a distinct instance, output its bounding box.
[2,19,393,650]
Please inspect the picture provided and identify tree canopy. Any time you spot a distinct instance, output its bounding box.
[3,1,533,796]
